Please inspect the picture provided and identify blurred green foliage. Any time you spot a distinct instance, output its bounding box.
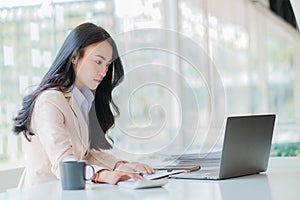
[270,143,300,157]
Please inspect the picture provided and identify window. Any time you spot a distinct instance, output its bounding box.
[0,0,114,169]
[1,0,299,170]
[178,0,300,156]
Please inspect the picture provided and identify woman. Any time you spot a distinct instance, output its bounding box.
[13,22,154,187]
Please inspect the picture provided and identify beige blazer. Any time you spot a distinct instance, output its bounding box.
[19,89,121,188]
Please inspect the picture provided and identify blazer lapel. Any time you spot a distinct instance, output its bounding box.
[65,92,89,154]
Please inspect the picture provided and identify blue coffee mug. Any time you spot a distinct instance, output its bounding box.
[59,160,94,190]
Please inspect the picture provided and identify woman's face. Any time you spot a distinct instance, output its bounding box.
[73,41,113,90]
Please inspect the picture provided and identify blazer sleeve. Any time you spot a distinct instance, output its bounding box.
[31,91,78,178]
[85,148,124,171]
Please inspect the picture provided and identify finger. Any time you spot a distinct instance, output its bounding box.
[143,164,155,174]
[128,162,147,174]
[119,175,131,182]
[133,163,154,174]
[127,172,145,181]
[114,167,136,174]
[110,173,131,185]
[135,166,148,174]
[115,170,145,181]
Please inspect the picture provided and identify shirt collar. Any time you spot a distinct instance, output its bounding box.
[72,85,94,112]
[81,86,94,107]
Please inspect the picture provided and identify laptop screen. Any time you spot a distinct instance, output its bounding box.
[219,114,276,179]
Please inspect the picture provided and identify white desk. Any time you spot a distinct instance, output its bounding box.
[1,157,299,200]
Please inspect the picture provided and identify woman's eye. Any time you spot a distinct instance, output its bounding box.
[96,60,102,65]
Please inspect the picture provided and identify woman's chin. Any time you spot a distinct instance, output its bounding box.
[88,84,98,90]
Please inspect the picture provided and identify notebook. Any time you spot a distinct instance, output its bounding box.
[171,114,276,180]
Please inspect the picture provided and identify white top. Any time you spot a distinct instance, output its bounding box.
[71,85,94,123]
[71,86,108,173]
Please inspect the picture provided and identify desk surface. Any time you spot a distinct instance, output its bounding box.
[1,157,299,200]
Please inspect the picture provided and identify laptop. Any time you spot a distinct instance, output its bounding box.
[171,114,276,180]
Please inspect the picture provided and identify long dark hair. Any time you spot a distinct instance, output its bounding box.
[12,22,124,141]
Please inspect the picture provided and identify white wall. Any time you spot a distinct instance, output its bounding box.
[290,0,300,29]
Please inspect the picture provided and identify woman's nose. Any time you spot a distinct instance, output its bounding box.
[98,68,108,77]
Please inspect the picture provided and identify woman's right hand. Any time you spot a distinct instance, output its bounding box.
[96,169,144,185]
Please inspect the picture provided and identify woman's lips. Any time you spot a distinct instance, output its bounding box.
[94,79,102,84]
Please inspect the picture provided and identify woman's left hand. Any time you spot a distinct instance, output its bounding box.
[114,161,155,175]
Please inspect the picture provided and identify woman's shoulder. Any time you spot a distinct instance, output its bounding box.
[36,89,70,104]
[38,89,64,98]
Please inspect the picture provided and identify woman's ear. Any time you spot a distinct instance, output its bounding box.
[72,52,80,65]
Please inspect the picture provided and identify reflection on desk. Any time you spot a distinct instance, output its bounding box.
[0,157,299,200]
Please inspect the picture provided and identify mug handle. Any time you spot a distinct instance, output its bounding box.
[84,164,95,181]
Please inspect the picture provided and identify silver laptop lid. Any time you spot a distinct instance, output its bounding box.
[219,114,276,179]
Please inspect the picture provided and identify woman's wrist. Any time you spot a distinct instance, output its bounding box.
[92,169,110,183]
[92,171,100,183]
[113,161,128,170]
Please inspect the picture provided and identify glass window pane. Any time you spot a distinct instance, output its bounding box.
[3,46,14,66]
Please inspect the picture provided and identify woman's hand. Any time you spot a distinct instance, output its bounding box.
[95,162,155,185]
[114,161,155,175]
[96,169,143,185]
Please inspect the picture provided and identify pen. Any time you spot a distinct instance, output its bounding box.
[138,172,144,176]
